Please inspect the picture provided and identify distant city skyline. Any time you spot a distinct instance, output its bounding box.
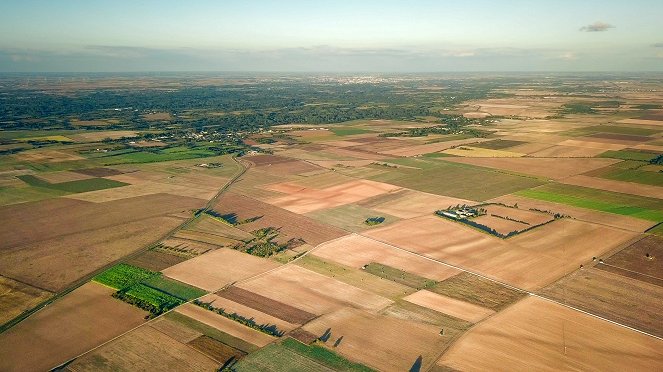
[1,0,662,72]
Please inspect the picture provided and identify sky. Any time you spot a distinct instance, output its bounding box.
[0,0,662,72]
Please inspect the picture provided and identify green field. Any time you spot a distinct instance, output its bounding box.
[17,174,128,193]
[565,125,659,137]
[93,264,160,290]
[234,343,334,372]
[429,272,526,311]
[516,184,663,221]
[119,283,184,311]
[590,167,663,186]
[100,146,218,165]
[598,150,659,162]
[141,276,206,301]
[17,135,74,142]
[363,263,437,290]
[0,186,69,206]
[368,158,545,201]
[329,128,373,136]
[0,130,83,141]
[306,204,399,232]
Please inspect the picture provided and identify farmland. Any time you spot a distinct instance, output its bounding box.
[516,183,663,221]
[2,73,663,372]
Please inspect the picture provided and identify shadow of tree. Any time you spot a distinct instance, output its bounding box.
[409,355,423,372]
[319,328,332,342]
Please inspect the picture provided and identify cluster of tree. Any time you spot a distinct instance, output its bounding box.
[649,154,663,165]
[380,115,490,138]
[364,216,386,226]
[194,300,285,337]
[0,77,496,133]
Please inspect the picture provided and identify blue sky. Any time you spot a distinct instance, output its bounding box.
[1,0,662,72]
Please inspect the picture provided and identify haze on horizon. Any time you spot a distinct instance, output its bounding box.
[1,0,662,72]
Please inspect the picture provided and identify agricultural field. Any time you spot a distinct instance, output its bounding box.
[302,307,450,371]
[0,275,52,326]
[2,74,663,372]
[367,159,545,201]
[0,282,147,372]
[437,296,663,371]
[516,183,663,221]
[540,268,663,338]
[162,248,280,291]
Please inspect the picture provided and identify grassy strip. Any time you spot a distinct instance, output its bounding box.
[17,174,128,193]
[516,187,663,221]
[282,338,376,372]
[194,299,285,337]
[363,263,437,290]
[165,312,258,353]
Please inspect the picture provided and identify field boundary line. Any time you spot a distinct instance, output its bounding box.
[47,162,354,371]
[24,156,250,371]
[358,233,663,342]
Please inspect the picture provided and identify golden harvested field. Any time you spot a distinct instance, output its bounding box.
[176,303,276,347]
[438,296,663,371]
[149,316,203,343]
[559,175,663,199]
[163,248,280,291]
[0,193,201,250]
[540,268,663,338]
[186,215,255,241]
[444,157,620,180]
[302,307,450,372]
[255,159,321,175]
[0,275,52,325]
[403,290,495,323]
[377,138,490,157]
[557,138,629,150]
[64,325,219,372]
[359,188,474,218]
[265,179,402,214]
[484,204,554,225]
[0,282,146,372]
[472,214,530,235]
[0,215,183,291]
[441,146,525,157]
[311,234,461,281]
[236,265,392,315]
[618,118,663,126]
[528,144,607,157]
[14,149,85,162]
[172,229,239,247]
[218,286,316,324]
[198,293,299,331]
[364,216,636,290]
[213,192,347,245]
